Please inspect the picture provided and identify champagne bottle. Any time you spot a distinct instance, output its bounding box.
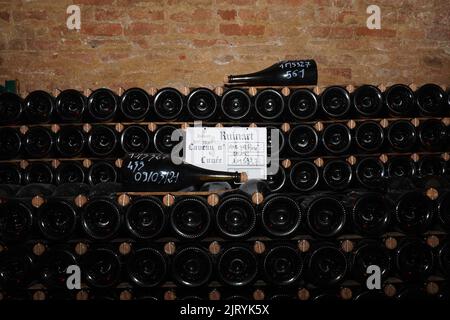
[120,87,151,121]
[0,127,22,159]
[87,88,118,122]
[288,124,319,156]
[24,90,54,123]
[263,246,303,286]
[0,199,33,241]
[55,125,85,157]
[387,157,415,178]
[38,248,77,288]
[24,162,54,184]
[387,120,417,151]
[0,92,23,124]
[396,239,433,281]
[355,157,385,189]
[417,156,446,177]
[418,119,447,151]
[384,84,415,116]
[81,197,121,239]
[153,125,179,154]
[266,165,286,192]
[55,89,86,122]
[81,247,121,288]
[254,89,284,120]
[352,85,383,117]
[218,247,257,286]
[320,86,351,118]
[0,163,22,185]
[87,161,118,185]
[352,193,391,235]
[37,198,77,240]
[121,153,247,191]
[306,197,346,237]
[172,246,212,287]
[220,88,251,120]
[322,123,352,154]
[87,125,118,157]
[154,87,183,120]
[353,240,391,283]
[260,194,302,237]
[55,161,85,184]
[120,125,150,153]
[215,193,256,238]
[307,244,347,286]
[187,88,218,120]
[438,242,450,276]
[395,191,433,233]
[23,126,54,158]
[416,83,445,116]
[322,159,353,190]
[0,250,34,288]
[127,247,166,287]
[288,88,318,120]
[125,197,166,239]
[437,191,450,230]
[289,160,320,191]
[227,60,318,86]
[355,121,385,152]
[170,196,211,239]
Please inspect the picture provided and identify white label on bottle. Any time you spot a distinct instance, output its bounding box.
[184,127,267,180]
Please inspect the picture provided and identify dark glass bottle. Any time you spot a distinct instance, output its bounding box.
[125,197,166,239]
[39,249,77,288]
[416,83,445,116]
[254,89,284,120]
[170,197,211,239]
[120,87,151,121]
[24,162,54,184]
[172,247,212,287]
[417,156,446,176]
[396,239,433,281]
[322,123,352,154]
[0,92,23,124]
[355,121,385,152]
[153,125,179,154]
[0,163,22,185]
[418,119,447,151]
[82,248,121,288]
[437,191,450,230]
[0,200,33,241]
[24,90,54,123]
[87,88,118,122]
[81,198,121,239]
[260,194,302,237]
[87,125,117,157]
[288,124,319,156]
[23,126,54,158]
[55,162,85,184]
[56,126,85,157]
[438,242,450,277]
[0,250,34,289]
[266,165,286,192]
[263,246,303,286]
[353,85,383,117]
[154,88,183,120]
[395,191,433,233]
[387,157,415,178]
[127,248,166,287]
[87,161,117,185]
[308,245,347,286]
[37,198,77,240]
[120,125,150,153]
[352,241,391,283]
[320,86,351,118]
[306,197,346,237]
[215,194,256,238]
[289,161,320,191]
[121,153,246,191]
[218,247,257,286]
[0,127,22,159]
[387,120,417,151]
[287,88,318,120]
[352,193,391,235]
[323,159,352,190]
[355,157,385,189]
[55,89,86,122]
[220,89,251,120]
[187,88,217,120]
[227,60,318,86]
[384,84,415,116]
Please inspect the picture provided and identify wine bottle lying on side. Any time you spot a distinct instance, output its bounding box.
[121,153,247,191]
[227,60,318,86]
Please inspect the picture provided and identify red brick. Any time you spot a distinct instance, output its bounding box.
[330,27,354,39]
[95,9,123,21]
[128,9,164,20]
[426,27,450,41]
[192,9,213,20]
[125,22,167,36]
[238,9,269,21]
[323,67,352,79]
[308,26,331,38]
[13,10,48,21]
[77,0,114,4]
[219,24,265,36]
[27,39,58,51]
[83,23,123,36]
[178,24,215,35]
[355,27,397,38]
[268,0,305,5]
[217,0,256,5]
[218,9,236,21]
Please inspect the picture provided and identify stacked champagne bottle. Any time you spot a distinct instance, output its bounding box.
[0,82,449,301]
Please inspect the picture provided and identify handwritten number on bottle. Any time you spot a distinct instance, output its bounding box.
[133,170,180,184]
[285,69,305,79]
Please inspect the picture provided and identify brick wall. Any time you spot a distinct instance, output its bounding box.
[0,0,449,92]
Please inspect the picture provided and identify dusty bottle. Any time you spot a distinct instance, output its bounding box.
[227,60,318,86]
[121,153,247,191]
